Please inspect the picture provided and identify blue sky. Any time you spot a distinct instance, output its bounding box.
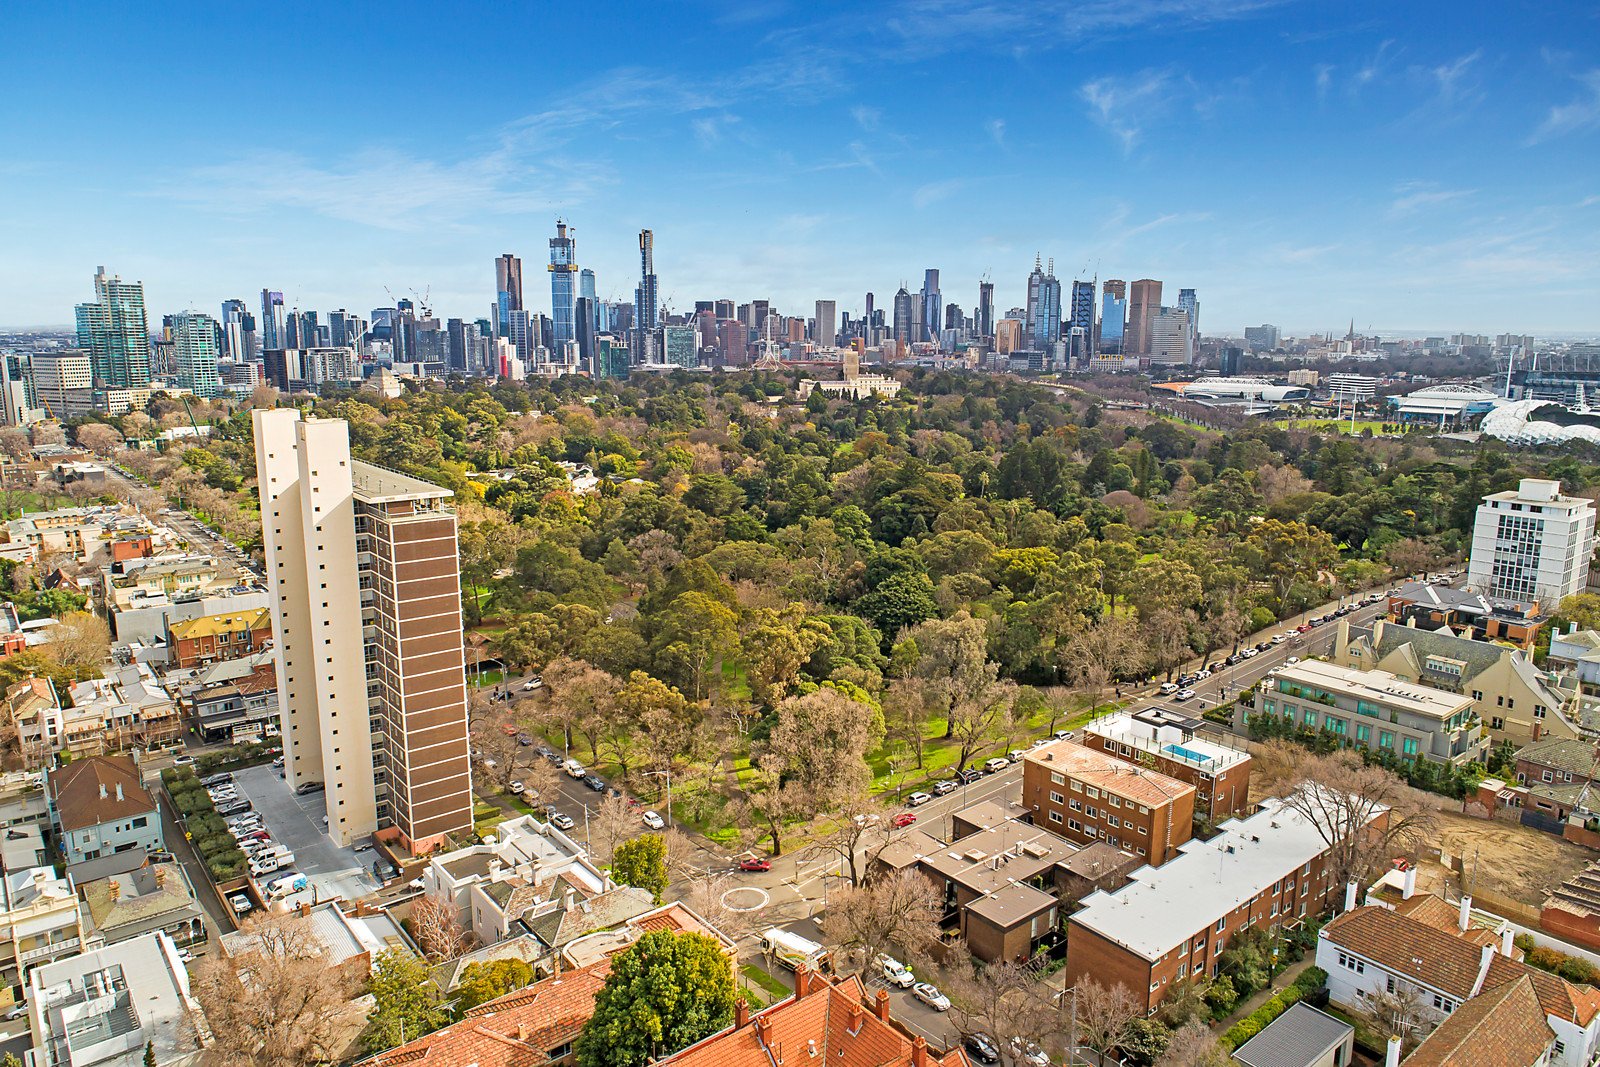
[3,0,1599,334]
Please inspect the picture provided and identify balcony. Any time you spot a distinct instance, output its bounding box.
[19,936,78,964]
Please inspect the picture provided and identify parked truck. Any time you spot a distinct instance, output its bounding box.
[759,927,829,972]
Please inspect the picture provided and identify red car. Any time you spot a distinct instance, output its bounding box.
[892,812,918,828]
[738,858,772,873]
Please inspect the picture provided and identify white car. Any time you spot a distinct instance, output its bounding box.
[1174,689,1196,702]
[906,792,932,807]
[1159,682,1179,695]
[879,955,914,988]
[1286,656,1301,664]
[1272,633,1289,644]
[641,810,666,830]
[912,982,950,1011]
[1240,647,1259,658]
[983,757,1010,774]
[521,676,544,691]
[564,760,586,779]
[4,1003,26,1021]
[1195,669,1212,680]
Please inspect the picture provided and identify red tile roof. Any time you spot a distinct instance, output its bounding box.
[364,961,611,1067]
[664,971,968,1067]
[1024,740,1194,808]
[48,755,156,832]
[1404,975,1554,1067]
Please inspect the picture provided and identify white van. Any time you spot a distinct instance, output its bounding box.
[563,759,586,779]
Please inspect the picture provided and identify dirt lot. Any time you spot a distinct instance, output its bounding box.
[1414,810,1594,909]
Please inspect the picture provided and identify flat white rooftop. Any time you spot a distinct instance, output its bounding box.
[1070,794,1360,962]
[1273,659,1470,719]
[1084,710,1250,773]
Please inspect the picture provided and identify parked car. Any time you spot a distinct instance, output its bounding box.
[509,780,524,794]
[4,1002,27,1021]
[545,808,575,831]
[294,781,325,796]
[516,733,533,746]
[878,955,914,988]
[1272,633,1290,643]
[202,773,233,787]
[582,774,606,792]
[216,801,252,817]
[983,757,1010,775]
[537,746,559,764]
[892,812,917,828]
[521,676,544,691]
[1285,656,1301,665]
[1009,1038,1050,1067]
[642,810,666,830]
[912,982,950,1011]
[1052,729,1072,741]
[956,767,983,784]
[1224,653,1242,666]
[1007,749,1025,763]
[1195,668,1212,680]
[738,857,772,872]
[1159,682,1179,695]
[1174,689,1196,702]
[172,754,194,766]
[1240,647,1259,658]
[906,791,932,807]
[964,1033,1000,1065]
[932,779,957,796]
[227,894,253,916]
[564,760,586,779]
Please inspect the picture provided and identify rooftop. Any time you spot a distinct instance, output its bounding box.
[1514,737,1598,778]
[81,862,196,936]
[1084,708,1251,773]
[1273,660,1473,719]
[1230,1003,1352,1067]
[1403,974,1554,1067]
[167,608,270,641]
[48,755,156,833]
[351,459,452,504]
[1071,793,1380,962]
[1023,739,1195,808]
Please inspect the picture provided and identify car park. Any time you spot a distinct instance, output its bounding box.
[738,857,772,872]
[932,779,957,796]
[1174,689,1196,702]
[983,757,1010,774]
[912,982,950,1011]
[641,810,666,830]
[892,812,917,828]
[878,955,914,988]
[906,792,932,807]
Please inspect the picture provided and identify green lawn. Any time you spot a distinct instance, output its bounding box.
[1273,418,1406,437]
[742,963,789,1001]
[1,491,69,518]
[470,669,507,688]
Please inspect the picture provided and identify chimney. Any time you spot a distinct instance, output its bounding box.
[564,888,576,912]
[299,900,312,917]
[1385,1035,1403,1067]
[912,1035,930,1067]
[847,1001,864,1033]
[795,964,813,999]
[516,1023,530,1042]
[489,859,503,880]
[755,1014,772,1047]
[1471,942,1496,996]
[1501,924,1515,958]
[99,783,107,800]
[873,988,891,1021]
[735,998,751,1029]
[1402,863,1417,900]
[1344,881,1358,913]
[1459,895,1472,932]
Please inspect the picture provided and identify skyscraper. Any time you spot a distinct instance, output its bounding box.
[547,221,578,351]
[253,409,474,853]
[814,300,837,347]
[892,287,914,350]
[1149,307,1194,365]
[494,253,523,337]
[1178,288,1199,339]
[1069,280,1096,361]
[977,282,995,341]
[921,269,941,344]
[637,230,659,333]
[170,311,222,398]
[1025,257,1062,347]
[259,290,286,351]
[74,267,150,390]
[1099,280,1126,354]
[580,269,600,333]
[1126,279,1162,356]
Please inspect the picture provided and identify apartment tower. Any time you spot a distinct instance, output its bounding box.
[254,409,473,853]
[1126,279,1162,356]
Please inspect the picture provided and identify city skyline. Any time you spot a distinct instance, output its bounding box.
[2,2,1598,332]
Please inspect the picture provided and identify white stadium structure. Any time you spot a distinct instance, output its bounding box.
[1389,384,1499,427]
[1480,398,1600,446]
[1176,377,1311,403]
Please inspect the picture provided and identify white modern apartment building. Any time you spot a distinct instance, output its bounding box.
[1467,478,1595,608]
[254,410,473,853]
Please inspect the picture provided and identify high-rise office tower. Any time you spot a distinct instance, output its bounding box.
[446,318,468,373]
[637,230,659,333]
[548,221,578,351]
[170,311,222,399]
[1178,288,1199,339]
[0,353,37,427]
[864,292,875,339]
[944,302,963,331]
[1244,325,1280,352]
[1100,280,1127,353]
[1126,279,1162,355]
[921,269,941,344]
[892,288,914,349]
[254,409,474,853]
[713,299,735,321]
[1025,257,1063,347]
[260,290,286,351]
[580,269,600,333]
[1467,479,1596,607]
[814,300,837,347]
[220,299,249,360]
[494,253,523,337]
[1069,280,1096,361]
[977,282,995,341]
[74,267,150,390]
[1148,307,1194,365]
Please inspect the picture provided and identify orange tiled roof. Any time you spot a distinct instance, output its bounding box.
[1393,895,1501,951]
[1024,740,1194,808]
[1404,975,1553,1067]
[365,961,611,1067]
[664,972,969,1067]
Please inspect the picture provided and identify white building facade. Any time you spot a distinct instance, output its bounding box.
[1467,478,1595,608]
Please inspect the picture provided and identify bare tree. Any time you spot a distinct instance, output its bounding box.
[1357,983,1428,1055]
[518,754,560,808]
[468,716,522,792]
[1272,750,1436,892]
[1073,978,1143,1060]
[819,869,942,973]
[409,893,475,962]
[1154,1020,1232,1067]
[51,611,110,676]
[74,423,123,456]
[948,680,1019,772]
[939,959,1055,1055]
[810,795,894,888]
[190,911,363,1066]
[589,794,637,864]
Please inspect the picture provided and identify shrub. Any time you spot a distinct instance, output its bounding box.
[1221,985,1305,1051]
[1293,966,1328,994]
[1205,974,1238,1017]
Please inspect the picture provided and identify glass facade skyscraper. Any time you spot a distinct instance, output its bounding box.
[548,221,578,351]
[259,289,286,351]
[75,267,150,390]
[171,311,222,398]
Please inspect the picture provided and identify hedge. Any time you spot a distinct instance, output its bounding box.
[1221,986,1305,1051]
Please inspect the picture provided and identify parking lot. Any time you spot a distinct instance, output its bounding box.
[228,764,380,902]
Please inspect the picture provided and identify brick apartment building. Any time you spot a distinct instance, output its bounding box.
[165,608,272,669]
[1079,708,1253,820]
[1021,739,1195,865]
[1066,791,1378,1012]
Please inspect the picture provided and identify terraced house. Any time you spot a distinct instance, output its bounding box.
[1249,660,1489,767]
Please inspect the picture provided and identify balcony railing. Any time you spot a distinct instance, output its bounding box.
[19,936,78,964]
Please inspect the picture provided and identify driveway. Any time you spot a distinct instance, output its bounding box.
[230,764,379,902]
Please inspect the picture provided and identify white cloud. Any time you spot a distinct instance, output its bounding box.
[1079,69,1179,153]
[1387,181,1474,218]
[912,179,965,209]
[987,118,1007,146]
[850,105,882,131]
[1528,69,1600,144]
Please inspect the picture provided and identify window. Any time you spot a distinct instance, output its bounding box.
[1048,811,1063,824]
[1069,798,1082,812]
[1086,806,1098,819]
[1051,772,1065,786]
[1086,787,1100,800]
[1067,818,1082,832]
[131,817,147,829]
[1402,737,1420,757]
[1491,716,1504,730]
[1070,780,1082,793]
[1108,795,1121,808]
[1543,770,1554,783]
[1107,815,1120,828]
[1215,916,1226,932]
[1379,731,1394,750]
[1432,993,1454,1013]
[1138,825,1148,835]
[1336,951,1366,974]
[1050,791,1065,804]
